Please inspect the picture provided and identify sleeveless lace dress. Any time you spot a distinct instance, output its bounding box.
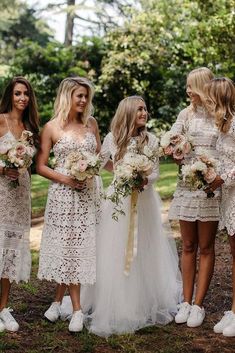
[38,132,101,285]
[0,131,31,283]
[168,106,221,222]
[216,117,235,236]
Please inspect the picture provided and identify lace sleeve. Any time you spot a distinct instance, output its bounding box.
[221,117,235,187]
[100,133,112,168]
[170,108,189,135]
[145,134,160,188]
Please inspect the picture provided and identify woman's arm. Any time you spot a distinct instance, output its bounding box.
[36,123,81,189]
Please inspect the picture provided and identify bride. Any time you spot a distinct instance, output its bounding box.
[62,95,181,336]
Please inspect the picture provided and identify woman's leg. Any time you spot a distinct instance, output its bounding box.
[0,278,11,311]
[229,235,235,312]
[54,284,67,303]
[69,284,81,312]
[179,220,198,304]
[194,220,218,307]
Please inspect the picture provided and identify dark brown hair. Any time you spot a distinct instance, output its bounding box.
[0,76,40,146]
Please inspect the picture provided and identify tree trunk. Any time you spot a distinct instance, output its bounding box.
[64,0,75,46]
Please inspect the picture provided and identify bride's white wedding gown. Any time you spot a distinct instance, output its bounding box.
[62,132,182,336]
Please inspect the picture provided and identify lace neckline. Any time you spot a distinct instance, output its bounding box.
[53,131,95,148]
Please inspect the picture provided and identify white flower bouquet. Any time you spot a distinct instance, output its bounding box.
[0,130,36,187]
[160,131,193,160]
[109,140,159,220]
[180,149,217,198]
[65,150,101,182]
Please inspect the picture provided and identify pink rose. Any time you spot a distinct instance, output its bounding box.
[170,134,183,145]
[15,144,27,157]
[204,167,216,183]
[182,142,191,155]
[164,145,174,156]
[173,148,184,160]
[78,159,88,172]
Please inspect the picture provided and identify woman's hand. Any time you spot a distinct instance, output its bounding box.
[3,167,19,180]
[204,175,224,194]
[62,175,87,190]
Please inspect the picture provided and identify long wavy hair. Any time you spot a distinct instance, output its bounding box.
[206,77,235,133]
[0,76,40,146]
[52,77,94,126]
[187,67,214,110]
[111,96,148,162]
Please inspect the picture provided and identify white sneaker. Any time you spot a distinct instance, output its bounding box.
[223,314,235,337]
[0,318,5,332]
[187,305,205,327]
[69,310,84,332]
[175,302,191,324]
[44,302,61,322]
[0,308,19,332]
[214,311,234,333]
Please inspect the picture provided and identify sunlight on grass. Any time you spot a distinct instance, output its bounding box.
[31,161,178,217]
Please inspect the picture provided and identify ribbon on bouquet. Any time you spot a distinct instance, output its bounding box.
[124,190,139,276]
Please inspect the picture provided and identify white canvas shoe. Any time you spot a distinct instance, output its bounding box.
[223,314,235,337]
[214,311,234,334]
[0,308,19,332]
[175,302,191,324]
[0,318,5,332]
[44,302,61,322]
[69,310,84,332]
[187,305,205,327]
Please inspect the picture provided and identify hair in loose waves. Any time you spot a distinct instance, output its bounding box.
[206,77,235,133]
[53,77,94,126]
[0,76,40,146]
[187,67,214,110]
[111,96,148,162]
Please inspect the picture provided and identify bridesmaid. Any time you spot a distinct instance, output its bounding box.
[0,77,39,331]
[205,77,235,336]
[168,67,220,327]
[37,77,101,332]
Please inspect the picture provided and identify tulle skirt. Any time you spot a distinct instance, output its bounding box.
[62,185,182,336]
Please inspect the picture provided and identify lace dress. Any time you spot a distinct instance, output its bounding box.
[38,132,101,285]
[82,132,182,336]
[216,117,235,236]
[0,131,31,283]
[168,106,220,222]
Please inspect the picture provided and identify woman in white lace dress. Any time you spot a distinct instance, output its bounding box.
[204,78,235,336]
[86,96,181,337]
[0,77,39,332]
[37,77,101,332]
[168,68,220,327]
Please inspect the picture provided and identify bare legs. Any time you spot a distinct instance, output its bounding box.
[53,283,81,311]
[0,278,11,311]
[229,235,235,313]
[179,220,218,306]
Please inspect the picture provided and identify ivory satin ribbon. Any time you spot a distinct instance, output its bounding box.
[124,190,139,276]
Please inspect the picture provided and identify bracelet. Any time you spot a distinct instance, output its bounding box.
[2,167,6,175]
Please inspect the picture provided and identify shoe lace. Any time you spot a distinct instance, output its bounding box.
[177,302,189,312]
[3,308,15,322]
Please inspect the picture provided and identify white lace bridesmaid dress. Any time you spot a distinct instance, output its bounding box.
[38,131,101,285]
[216,116,235,236]
[168,106,221,221]
[0,130,31,283]
[84,132,181,337]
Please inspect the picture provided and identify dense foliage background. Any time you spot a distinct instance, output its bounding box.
[0,0,234,137]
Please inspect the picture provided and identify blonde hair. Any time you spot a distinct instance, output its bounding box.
[52,77,94,126]
[187,67,214,109]
[206,77,235,133]
[111,96,148,162]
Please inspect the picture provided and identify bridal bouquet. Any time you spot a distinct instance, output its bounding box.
[65,150,101,182]
[0,130,36,187]
[180,149,217,198]
[160,131,193,160]
[109,140,159,220]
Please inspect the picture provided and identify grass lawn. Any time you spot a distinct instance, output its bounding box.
[31,161,178,218]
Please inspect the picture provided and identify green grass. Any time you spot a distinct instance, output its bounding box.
[31,161,178,217]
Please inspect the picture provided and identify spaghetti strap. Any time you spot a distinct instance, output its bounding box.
[3,114,10,131]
